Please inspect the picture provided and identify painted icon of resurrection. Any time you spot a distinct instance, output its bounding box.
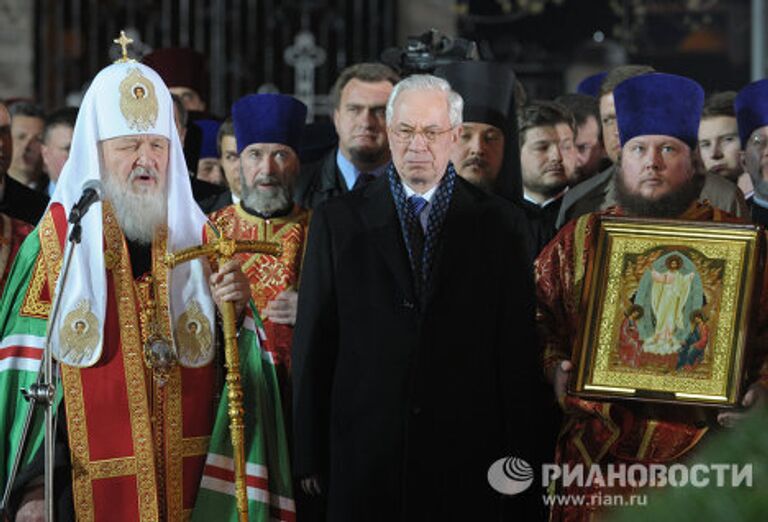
[571,217,761,407]
[613,248,722,377]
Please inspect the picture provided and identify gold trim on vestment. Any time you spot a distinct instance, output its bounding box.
[152,227,185,520]
[181,436,210,457]
[104,203,160,521]
[38,210,95,520]
[231,205,308,272]
[88,456,137,479]
[636,420,658,461]
[572,213,592,305]
[20,255,51,318]
[573,402,621,466]
[61,366,95,522]
[153,226,172,343]
[165,368,184,519]
[39,211,63,295]
[39,210,98,520]
[232,202,303,227]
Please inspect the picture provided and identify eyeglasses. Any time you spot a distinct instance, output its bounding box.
[389,126,454,144]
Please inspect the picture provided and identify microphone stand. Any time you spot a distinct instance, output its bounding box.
[1,217,86,522]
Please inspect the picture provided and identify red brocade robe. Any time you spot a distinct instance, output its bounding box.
[13,203,218,521]
[208,204,310,408]
[535,202,768,521]
[0,212,32,294]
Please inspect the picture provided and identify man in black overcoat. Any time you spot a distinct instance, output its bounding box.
[293,73,544,522]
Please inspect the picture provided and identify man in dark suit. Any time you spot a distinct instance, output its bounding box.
[0,101,48,225]
[294,62,399,209]
[518,101,576,257]
[293,74,543,521]
[7,101,46,193]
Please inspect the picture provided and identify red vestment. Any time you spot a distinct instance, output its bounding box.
[20,203,218,520]
[208,204,310,410]
[535,202,768,521]
[0,212,32,295]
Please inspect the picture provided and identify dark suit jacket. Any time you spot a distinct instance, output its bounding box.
[747,196,768,227]
[292,173,544,521]
[0,174,49,225]
[519,197,563,260]
[197,189,233,215]
[189,176,227,213]
[294,148,348,210]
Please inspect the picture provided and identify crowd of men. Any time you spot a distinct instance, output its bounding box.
[0,40,766,522]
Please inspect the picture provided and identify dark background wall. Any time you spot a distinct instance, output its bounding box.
[32,0,755,116]
[34,0,397,115]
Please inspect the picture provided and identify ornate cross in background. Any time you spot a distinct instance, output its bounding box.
[284,30,331,122]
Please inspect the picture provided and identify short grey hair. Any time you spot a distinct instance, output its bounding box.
[385,74,463,128]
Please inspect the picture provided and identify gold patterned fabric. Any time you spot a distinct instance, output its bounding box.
[33,203,217,521]
[209,204,309,408]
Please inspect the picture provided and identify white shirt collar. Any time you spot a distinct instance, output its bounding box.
[523,187,567,208]
[402,182,438,203]
[336,149,388,190]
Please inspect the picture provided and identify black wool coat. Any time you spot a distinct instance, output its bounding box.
[292,173,545,522]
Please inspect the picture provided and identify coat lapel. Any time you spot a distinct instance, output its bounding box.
[318,148,349,194]
[358,177,417,301]
[422,180,476,307]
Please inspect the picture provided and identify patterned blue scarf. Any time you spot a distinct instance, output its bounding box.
[388,162,457,298]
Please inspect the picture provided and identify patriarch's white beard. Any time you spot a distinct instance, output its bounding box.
[103,167,167,245]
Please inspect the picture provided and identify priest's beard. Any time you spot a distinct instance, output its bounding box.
[103,166,167,245]
[240,167,293,217]
[615,168,703,218]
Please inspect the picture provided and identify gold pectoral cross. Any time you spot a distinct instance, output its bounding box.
[164,236,281,522]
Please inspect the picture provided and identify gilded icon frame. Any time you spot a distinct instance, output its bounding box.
[571,217,763,407]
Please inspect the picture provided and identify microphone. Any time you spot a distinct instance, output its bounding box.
[68,179,104,224]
